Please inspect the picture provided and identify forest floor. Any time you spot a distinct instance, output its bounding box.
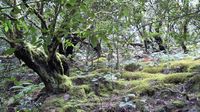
[1,47,200,112]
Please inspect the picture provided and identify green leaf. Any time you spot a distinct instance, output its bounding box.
[4,25,9,32]
[3,48,16,55]
[65,40,74,47]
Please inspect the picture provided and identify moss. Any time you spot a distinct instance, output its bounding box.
[56,53,65,74]
[121,72,193,95]
[93,57,107,69]
[93,57,107,63]
[114,80,131,90]
[188,64,200,72]
[171,100,185,108]
[129,79,160,96]
[142,59,200,74]
[58,75,72,92]
[142,65,164,73]
[79,84,91,94]
[69,86,86,98]
[168,59,200,72]
[122,71,160,80]
[124,63,141,72]
[95,68,112,73]
[119,69,195,96]
[163,73,192,84]
[42,95,66,110]
[42,92,91,111]
[119,71,193,95]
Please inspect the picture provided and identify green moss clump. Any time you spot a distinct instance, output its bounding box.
[142,66,164,73]
[168,59,200,72]
[132,81,154,96]
[79,84,91,94]
[124,63,141,72]
[93,57,107,69]
[69,86,87,98]
[119,70,195,96]
[142,59,200,74]
[122,71,159,80]
[188,64,200,72]
[93,57,107,63]
[58,75,72,92]
[41,94,67,111]
[129,78,162,96]
[163,73,192,84]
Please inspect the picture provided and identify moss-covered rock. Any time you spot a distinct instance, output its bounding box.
[119,71,193,96]
[163,73,192,84]
[124,63,141,72]
[166,59,200,73]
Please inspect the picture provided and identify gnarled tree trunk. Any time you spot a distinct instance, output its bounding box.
[14,43,72,93]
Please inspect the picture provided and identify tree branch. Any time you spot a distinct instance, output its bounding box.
[50,4,61,33]
[22,0,48,30]
[0,1,43,10]
[0,36,14,44]
[26,18,41,30]
[1,13,17,21]
[137,9,200,30]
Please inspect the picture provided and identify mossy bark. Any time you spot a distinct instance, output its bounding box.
[14,43,72,93]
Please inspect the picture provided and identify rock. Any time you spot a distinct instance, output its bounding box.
[63,94,70,101]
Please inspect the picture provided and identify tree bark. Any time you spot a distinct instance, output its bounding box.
[181,20,189,53]
[14,43,72,93]
[154,22,166,52]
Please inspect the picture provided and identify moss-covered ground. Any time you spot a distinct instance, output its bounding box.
[40,58,200,112]
[1,57,200,111]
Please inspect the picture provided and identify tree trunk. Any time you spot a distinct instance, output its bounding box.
[181,20,189,54]
[93,42,102,58]
[180,41,188,53]
[154,22,166,52]
[14,43,72,93]
[144,39,151,53]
